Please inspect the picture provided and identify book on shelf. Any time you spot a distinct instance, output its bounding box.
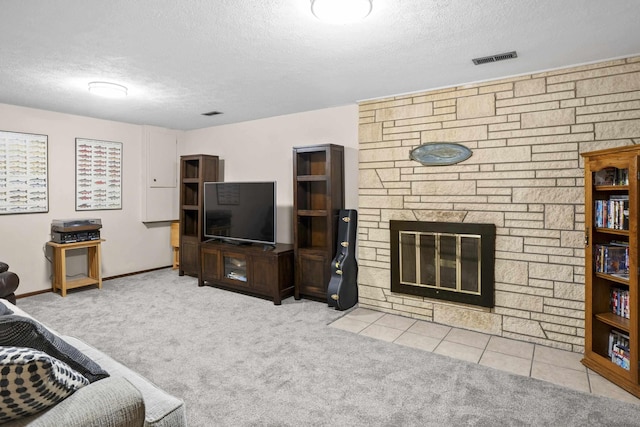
[594,196,629,230]
[609,330,630,370]
[594,167,629,186]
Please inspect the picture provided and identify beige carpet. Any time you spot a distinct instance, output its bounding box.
[17,268,640,426]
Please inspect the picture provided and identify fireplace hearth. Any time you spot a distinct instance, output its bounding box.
[390,221,496,308]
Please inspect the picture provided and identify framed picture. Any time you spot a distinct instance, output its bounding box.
[76,138,122,211]
[0,130,49,215]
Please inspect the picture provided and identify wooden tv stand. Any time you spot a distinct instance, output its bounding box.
[199,241,294,305]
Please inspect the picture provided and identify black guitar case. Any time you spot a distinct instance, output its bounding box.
[327,209,358,311]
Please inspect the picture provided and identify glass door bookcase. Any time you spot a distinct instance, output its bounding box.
[582,145,640,398]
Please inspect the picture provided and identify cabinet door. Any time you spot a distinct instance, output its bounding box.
[200,247,220,284]
[181,240,200,276]
[219,251,249,288]
[296,252,329,298]
[251,254,275,295]
[141,128,178,222]
[147,130,177,188]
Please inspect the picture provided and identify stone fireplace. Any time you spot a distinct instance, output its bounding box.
[390,220,495,308]
[356,55,640,353]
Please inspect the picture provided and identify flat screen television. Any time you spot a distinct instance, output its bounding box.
[203,181,276,246]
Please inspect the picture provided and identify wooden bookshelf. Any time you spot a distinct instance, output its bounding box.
[179,155,219,277]
[582,145,640,397]
[293,144,344,300]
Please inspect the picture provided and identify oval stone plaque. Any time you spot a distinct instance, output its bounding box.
[409,143,472,166]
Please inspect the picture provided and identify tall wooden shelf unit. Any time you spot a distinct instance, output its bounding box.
[582,145,640,398]
[179,154,220,277]
[293,144,344,300]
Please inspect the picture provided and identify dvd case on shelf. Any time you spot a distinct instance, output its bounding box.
[595,244,629,278]
[610,287,630,319]
[609,330,630,370]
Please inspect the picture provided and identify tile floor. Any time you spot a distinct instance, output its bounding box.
[329,307,640,405]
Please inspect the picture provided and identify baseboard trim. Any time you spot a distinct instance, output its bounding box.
[16,289,51,299]
[16,265,173,299]
[103,265,172,281]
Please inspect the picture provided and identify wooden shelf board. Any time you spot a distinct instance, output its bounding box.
[47,239,105,249]
[595,185,629,191]
[297,210,328,217]
[65,277,100,289]
[296,175,328,182]
[595,311,630,332]
[583,353,633,378]
[594,272,630,285]
[595,227,629,236]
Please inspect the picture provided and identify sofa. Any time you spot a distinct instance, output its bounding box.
[0,299,187,427]
[0,262,19,305]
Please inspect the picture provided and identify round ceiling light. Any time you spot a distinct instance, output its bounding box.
[88,81,128,98]
[311,0,372,24]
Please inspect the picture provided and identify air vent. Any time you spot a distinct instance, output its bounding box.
[472,51,518,65]
[201,111,223,116]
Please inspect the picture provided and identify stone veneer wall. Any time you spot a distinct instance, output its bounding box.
[357,55,640,352]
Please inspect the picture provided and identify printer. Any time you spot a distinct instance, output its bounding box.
[50,218,102,244]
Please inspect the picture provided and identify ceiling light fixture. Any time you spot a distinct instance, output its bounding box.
[311,0,372,24]
[88,81,128,98]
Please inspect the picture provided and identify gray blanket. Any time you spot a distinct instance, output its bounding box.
[0,314,109,382]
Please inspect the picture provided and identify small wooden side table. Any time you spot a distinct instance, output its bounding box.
[170,220,180,270]
[47,239,104,297]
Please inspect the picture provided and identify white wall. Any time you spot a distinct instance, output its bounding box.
[183,105,360,244]
[1,103,359,295]
[0,103,175,295]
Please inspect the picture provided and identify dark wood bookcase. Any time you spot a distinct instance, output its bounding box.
[293,144,344,300]
[199,241,294,305]
[582,145,640,398]
[179,154,219,277]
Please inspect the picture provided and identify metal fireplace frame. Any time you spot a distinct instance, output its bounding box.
[390,220,496,308]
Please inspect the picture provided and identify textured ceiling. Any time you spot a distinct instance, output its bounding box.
[1,0,639,130]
